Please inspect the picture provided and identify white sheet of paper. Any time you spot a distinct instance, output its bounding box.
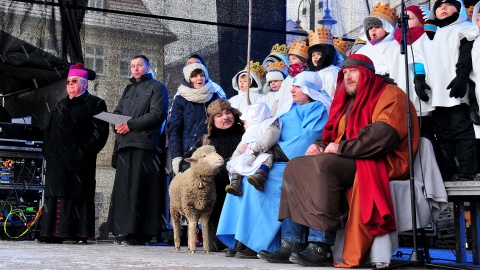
[94,112,131,125]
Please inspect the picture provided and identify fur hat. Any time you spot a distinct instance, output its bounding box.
[183,63,209,82]
[68,62,88,80]
[433,0,461,13]
[205,99,243,137]
[207,99,240,117]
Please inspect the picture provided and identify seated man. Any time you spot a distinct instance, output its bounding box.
[258,54,420,267]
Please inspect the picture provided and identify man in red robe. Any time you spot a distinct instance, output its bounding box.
[258,54,419,267]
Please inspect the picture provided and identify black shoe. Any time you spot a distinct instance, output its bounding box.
[121,234,146,246]
[289,242,333,266]
[451,173,475,181]
[258,241,307,263]
[235,247,258,259]
[225,241,246,257]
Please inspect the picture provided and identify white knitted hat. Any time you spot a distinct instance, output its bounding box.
[183,63,209,82]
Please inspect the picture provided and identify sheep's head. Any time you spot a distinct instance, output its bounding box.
[185,145,224,176]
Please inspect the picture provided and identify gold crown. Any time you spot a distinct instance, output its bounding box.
[466,6,474,20]
[354,36,367,45]
[288,39,309,60]
[370,2,398,26]
[270,43,288,56]
[334,38,353,57]
[268,61,287,73]
[308,28,334,46]
[244,61,266,80]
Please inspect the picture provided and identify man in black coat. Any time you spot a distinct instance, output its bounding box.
[39,63,109,243]
[108,55,169,245]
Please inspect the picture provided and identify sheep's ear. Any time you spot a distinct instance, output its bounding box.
[185,157,198,163]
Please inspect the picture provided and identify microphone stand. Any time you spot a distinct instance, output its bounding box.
[385,2,467,269]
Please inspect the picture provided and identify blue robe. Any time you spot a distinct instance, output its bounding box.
[216,101,329,252]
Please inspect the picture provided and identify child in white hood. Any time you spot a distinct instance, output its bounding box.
[228,61,265,112]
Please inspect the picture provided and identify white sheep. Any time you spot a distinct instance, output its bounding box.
[168,145,224,253]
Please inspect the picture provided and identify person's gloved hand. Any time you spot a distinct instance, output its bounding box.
[447,75,468,98]
[413,74,431,102]
[470,102,480,125]
[172,157,182,175]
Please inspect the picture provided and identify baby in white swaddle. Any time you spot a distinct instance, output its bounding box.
[225,103,280,196]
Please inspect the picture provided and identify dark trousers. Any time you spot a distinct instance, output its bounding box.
[432,104,477,178]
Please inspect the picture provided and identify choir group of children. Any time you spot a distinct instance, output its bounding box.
[224,0,480,188]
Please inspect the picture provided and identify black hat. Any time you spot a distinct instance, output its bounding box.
[433,0,461,14]
[186,53,205,66]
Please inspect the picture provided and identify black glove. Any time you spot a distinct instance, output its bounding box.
[447,74,468,98]
[413,74,431,102]
[469,102,480,125]
[449,38,473,99]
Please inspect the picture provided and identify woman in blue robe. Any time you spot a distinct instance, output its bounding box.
[217,71,332,255]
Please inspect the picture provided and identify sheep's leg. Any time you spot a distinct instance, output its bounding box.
[187,217,198,253]
[200,214,211,253]
[171,209,181,251]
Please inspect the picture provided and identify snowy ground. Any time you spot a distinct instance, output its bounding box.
[0,240,439,270]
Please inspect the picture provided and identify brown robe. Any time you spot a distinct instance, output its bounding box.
[278,85,419,267]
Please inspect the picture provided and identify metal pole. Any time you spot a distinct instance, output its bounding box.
[310,0,315,31]
[246,0,252,105]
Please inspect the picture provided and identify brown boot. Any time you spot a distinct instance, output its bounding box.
[247,169,268,191]
[225,174,243,196]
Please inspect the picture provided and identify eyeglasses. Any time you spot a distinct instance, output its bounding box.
[65,78,83,85]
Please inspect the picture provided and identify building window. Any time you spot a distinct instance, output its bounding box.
[120,50,141,77]
[88,0,104,9]
[84,44,106,75]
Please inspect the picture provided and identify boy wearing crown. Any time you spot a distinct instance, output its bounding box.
[287,39,309,77]
[307,28,341,98]
[421,0,478,181]
[262,43,290,71]
[355,2,398,70]
[229,61,265,112]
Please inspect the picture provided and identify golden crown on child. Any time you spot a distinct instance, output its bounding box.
[354,36,367,45]
[308,28,334,46]
[370,2,398,26]
[288,40,309,59]
[334,37,351,56]
[268,61,287,72]
[270,43,288,56]
[244,61,266,80]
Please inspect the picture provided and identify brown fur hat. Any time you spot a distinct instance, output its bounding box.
[205,99,243,138]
